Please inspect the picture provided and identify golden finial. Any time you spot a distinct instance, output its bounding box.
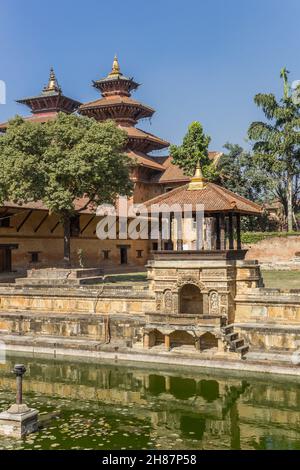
[43,67,61,93]
[108,55,122,77]
[188,161,207,190]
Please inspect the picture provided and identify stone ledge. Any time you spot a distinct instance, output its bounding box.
[3,340,300,378]
[235,322,300,333]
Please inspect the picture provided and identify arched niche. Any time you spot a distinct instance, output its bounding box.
[169,330,195,348]
[148,329,164,347]
[199,332,218,351]
[179,284,203,315]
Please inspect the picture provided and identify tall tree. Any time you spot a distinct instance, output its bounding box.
[0,113,133,266]
[170,121,217,178]
[248,69,300,231]
[218,143,272,202]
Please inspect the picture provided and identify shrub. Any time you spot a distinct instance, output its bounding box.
[241,231,299,244]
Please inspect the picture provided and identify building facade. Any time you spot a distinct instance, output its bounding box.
[0,58,221,273]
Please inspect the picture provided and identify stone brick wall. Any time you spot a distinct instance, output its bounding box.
[245,236,300,262]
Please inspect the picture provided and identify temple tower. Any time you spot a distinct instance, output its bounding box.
[79,56,170,202]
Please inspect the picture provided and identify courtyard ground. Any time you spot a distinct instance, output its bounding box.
[104,270,300,290]
[262,270,300,290]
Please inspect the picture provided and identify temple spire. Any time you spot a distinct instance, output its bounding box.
[188,161,207,190]
[108,55,122,77]
[43,67,61,93]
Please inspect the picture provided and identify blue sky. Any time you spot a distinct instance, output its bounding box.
[1,0,300,152]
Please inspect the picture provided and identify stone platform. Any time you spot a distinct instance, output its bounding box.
[15,268,106,286]
[0,405,38,438]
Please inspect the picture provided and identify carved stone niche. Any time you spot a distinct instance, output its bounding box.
[156,292,163,312]
[209,291,220,315]
[175,277,205,292]
[163,289,173,313]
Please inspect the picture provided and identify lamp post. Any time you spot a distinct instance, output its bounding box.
[12,364,26,405]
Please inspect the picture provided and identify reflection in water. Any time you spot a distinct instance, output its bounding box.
[0,355,300,449]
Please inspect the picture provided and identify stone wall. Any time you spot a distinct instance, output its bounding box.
[0,285,155,316]
[245,236,300,263]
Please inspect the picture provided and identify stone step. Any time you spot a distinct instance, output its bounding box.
[225,332,238,341]
[223,325,234,335]
[15,275,109,287]
[231,338,244,349]
[236,344,249,357]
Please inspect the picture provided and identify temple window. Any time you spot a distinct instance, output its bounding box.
[136,250,143,258]
[102,250,110,260]
[29,251,40,263]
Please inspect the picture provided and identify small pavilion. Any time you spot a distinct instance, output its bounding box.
[145,163,262,253]
[142,164,263,355]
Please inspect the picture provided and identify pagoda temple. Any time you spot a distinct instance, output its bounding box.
[79,56,171,203]
[0,68,81,130]
[0,58,246,272]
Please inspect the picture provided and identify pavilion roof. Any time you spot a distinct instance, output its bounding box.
[144,166,262,215]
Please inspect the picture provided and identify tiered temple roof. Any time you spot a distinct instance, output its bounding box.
[0,68,81,130]
[79,56,169,165]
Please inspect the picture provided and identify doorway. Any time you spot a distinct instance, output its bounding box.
[0,248,12,272]
[119,246,128,265]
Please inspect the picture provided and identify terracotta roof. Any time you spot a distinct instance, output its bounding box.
[79,95,154,114]
[0,112,59,130]
[121,126,169,149]
[127,150,165,170]
[2,198,96,215]
[151,153,222,184]
[143,181,262,215]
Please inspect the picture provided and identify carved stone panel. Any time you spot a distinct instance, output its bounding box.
[164,290,173,313]
[156,292,163,312]
[209,291,220,315]
[201,269,226,278]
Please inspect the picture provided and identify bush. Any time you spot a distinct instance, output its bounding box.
[241,231,299,244]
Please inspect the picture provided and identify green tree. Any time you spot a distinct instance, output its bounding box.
[170,121,217,178]
[0,113,133,266]
[218,143,272,201]
[248,69,300,231]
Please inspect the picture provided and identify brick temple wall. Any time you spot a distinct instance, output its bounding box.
[245,236,300,263]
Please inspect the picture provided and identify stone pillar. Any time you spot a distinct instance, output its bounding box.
[215,215,221,250]
[218,338,225,353]
[143,332,150,349]
[165,376,171,392]
[157,215,162,250]
[14,364,26,405]
[236,214,241,250]
[196,211,204,250]
[228,213,234,250]
[165,334,171,351]
[220,215,226,250]
[206,218,212,250]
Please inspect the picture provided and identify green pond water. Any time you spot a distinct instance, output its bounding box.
[0,354,300,450]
